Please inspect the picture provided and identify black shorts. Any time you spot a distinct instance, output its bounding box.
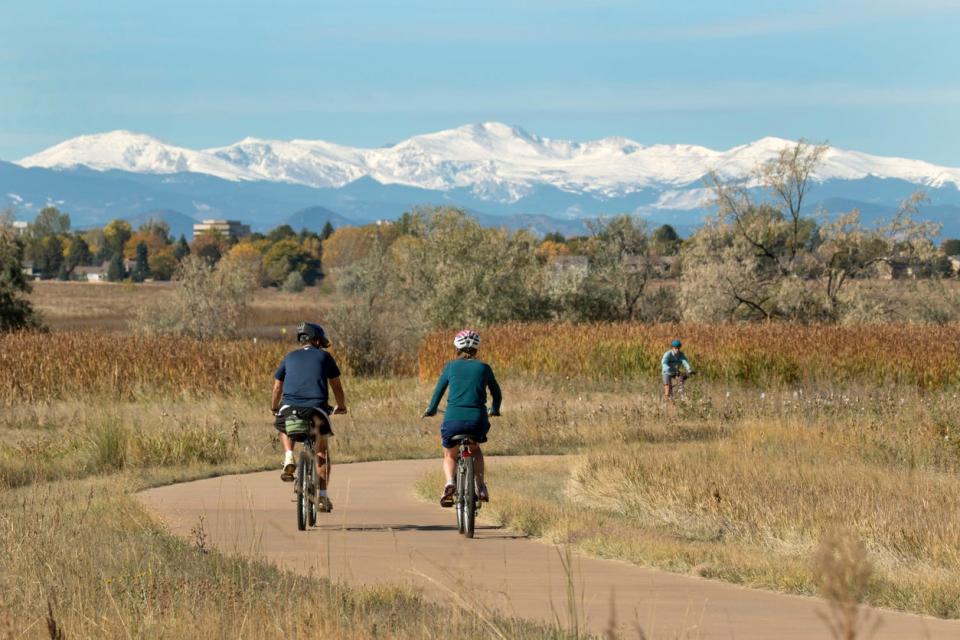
[275,406,334,439]
[440,419,489,449]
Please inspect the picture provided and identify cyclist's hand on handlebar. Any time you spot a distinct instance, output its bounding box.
[332,405,348,415]
[422,408,437,418]
[488,408,501,417]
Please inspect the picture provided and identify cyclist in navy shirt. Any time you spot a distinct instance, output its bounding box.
[271,322,347,511]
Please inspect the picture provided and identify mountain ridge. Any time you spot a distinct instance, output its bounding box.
[18,123,960,202]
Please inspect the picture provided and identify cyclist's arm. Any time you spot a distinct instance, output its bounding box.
[487,366,502,415]
[330,376,347,413]
[660,351,672,374]
[682,357,692,373]
[271,379,283,413]
[424,369,449,416]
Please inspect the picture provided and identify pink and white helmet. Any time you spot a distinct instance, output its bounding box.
[453,329,481,350]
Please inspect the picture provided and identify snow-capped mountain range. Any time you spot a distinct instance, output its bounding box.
[5,122,960,237]
[18,122,960,204]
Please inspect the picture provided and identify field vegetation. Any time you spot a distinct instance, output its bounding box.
[420,322,960,387]
[417,381,960,618]
[0,476,575,639]
[5,139,960,635]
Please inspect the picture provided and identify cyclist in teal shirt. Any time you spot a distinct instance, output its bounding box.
[423,329,501,506]
[662,339,694,400]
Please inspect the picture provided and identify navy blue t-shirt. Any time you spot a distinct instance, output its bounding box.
[274,345,342,409]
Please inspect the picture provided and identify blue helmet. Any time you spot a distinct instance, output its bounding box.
[671,339,682,348]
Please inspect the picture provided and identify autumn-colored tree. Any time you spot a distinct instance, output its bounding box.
[263,239,312,286]
[191,231,228,264]
[123,222,171,259]
[534,240,570,263]
[222,242,264,285]
[64,235,94,274]
[323,226,383,269]
[148,249,179,281]
[102,220,132,261]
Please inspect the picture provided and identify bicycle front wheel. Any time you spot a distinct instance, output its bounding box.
[296,453,308,531]
[462,456,476,539]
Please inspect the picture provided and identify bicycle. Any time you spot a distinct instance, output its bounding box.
[667,370,696,401]
[292,414,333,531]
[448,434,480,539]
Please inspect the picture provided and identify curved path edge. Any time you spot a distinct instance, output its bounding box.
[139,458,958,639]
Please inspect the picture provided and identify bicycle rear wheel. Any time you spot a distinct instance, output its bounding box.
[307,451,317,527]
[455,460,466,534]
[296,453,308,531]
[462,456,476,539]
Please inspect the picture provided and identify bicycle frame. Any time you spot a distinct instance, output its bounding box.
[452,436,479,538]
[294,411,332,530]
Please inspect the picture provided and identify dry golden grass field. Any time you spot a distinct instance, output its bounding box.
[27,280,338,336]
[5,281,960,636]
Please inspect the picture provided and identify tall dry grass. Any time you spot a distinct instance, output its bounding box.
[413,383,960,618]
[0,331,289,404]
[0,476,580,640]
[419,323,960,387]
[26,280,344,336]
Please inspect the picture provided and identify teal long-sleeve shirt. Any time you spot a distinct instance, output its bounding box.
[426,358,502,423]
[661,349,692,375]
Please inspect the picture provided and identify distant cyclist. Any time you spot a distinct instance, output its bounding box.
[662,339,694,400]
[423,329,502,507]
[271,322,347,512]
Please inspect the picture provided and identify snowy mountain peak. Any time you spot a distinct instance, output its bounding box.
[15,124,960,199]
[19,130,260,182]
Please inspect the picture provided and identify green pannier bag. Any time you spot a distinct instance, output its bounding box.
[285,416,310,437]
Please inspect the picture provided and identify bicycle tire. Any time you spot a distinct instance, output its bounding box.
[455,460,465,534]
[307,449,317,527]
[462,456,476,539]
[296,453,308,531]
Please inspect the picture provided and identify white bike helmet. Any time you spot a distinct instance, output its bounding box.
[453,329,481,351]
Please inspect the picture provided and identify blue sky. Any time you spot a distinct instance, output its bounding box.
[2,0,958,163]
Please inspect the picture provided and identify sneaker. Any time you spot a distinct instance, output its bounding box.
[477,482,490,502]
[318,495,333,513]
[281,452,295,482]
[439,484,456,507]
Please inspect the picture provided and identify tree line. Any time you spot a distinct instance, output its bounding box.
[3,139,960,337]
[319,140,959,372]
[14,212,334,289]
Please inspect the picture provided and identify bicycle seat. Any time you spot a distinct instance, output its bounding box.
[448,434,476,444]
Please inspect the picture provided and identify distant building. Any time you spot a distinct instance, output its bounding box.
[12,221,28,235]
[192,219,251,241]
[74,264,109,282]
[949,255,960,277]
[875,259,917,280]
[21,260,37,279]
[547,255,589,288]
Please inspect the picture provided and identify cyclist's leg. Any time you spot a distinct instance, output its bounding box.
[470,443,490,501]
[277,421,296,480]
[662,372,674,400]
[469,443,484,482]
[442,446,457,485]
[439,446,457,506]
[315,436,330,489]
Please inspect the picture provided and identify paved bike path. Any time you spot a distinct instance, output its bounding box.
[140,458,959,639]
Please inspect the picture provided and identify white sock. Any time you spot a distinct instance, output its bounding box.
[444,480,454,487]
[318,490,328,497]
